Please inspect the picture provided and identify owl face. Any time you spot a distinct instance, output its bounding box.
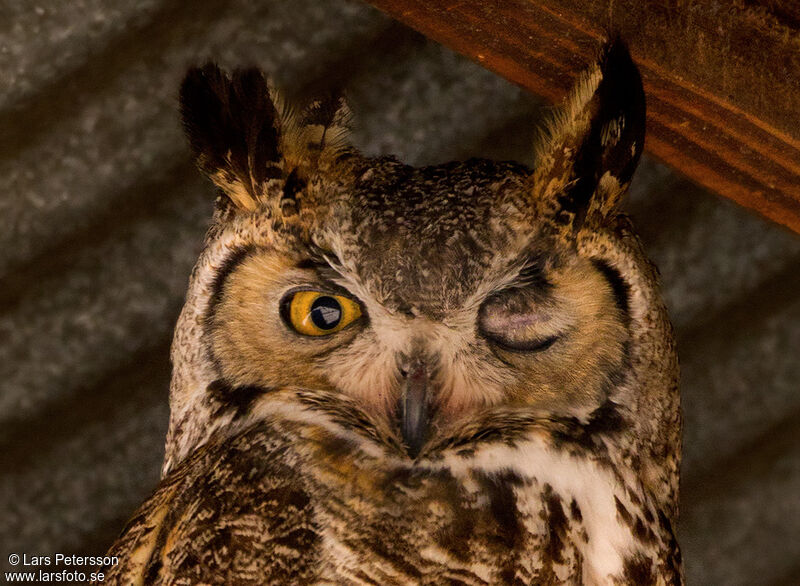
[169,42,676,495]
[205,160,631,454]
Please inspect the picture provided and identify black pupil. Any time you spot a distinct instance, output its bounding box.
[310,296,342,330]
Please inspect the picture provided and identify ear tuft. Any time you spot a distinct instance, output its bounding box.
[534,38,646,230]
[180,64,281,211]
[179,64,357,213]
[589,38,646,186]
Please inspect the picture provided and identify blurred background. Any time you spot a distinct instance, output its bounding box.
[1,1,798,584]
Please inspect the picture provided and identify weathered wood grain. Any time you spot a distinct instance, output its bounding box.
[367,0,800,233]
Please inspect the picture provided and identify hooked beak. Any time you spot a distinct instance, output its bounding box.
[398,358,430,459]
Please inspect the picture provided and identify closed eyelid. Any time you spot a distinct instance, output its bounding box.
[477,285,565,353]
[481,310,550,333]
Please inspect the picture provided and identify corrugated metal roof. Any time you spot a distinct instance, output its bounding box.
[1,1,798,583]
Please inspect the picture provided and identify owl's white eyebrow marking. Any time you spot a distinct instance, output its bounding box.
[487,252,553,296]
[509,258,552,290]
[294,258,356,299]
[296,244,341,268]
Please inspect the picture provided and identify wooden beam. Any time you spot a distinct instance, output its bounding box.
[367,0,800,233]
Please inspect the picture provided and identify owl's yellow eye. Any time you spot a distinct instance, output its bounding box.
[281,291,362,336]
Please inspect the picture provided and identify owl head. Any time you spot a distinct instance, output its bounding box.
[167,40,679,516]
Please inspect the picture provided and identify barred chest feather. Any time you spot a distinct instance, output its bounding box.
[304,428,679,584]
[101,392,681,585]
[235,397,681,586]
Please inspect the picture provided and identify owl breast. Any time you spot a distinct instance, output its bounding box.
[101,393,680,585]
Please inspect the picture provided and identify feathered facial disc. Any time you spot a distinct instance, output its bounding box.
[178,40,650,458]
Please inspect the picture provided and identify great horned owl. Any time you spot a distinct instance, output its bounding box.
[100,39,681,584]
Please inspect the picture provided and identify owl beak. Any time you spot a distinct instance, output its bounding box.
[399,358,430,459]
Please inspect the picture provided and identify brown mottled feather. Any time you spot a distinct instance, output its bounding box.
[101,39,682,585]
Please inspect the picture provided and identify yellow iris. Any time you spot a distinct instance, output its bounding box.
[286,291,362,336]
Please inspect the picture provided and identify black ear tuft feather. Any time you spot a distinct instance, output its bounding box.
[591,37,646,186]
[179,64,281,208]
[544,37,646,230]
